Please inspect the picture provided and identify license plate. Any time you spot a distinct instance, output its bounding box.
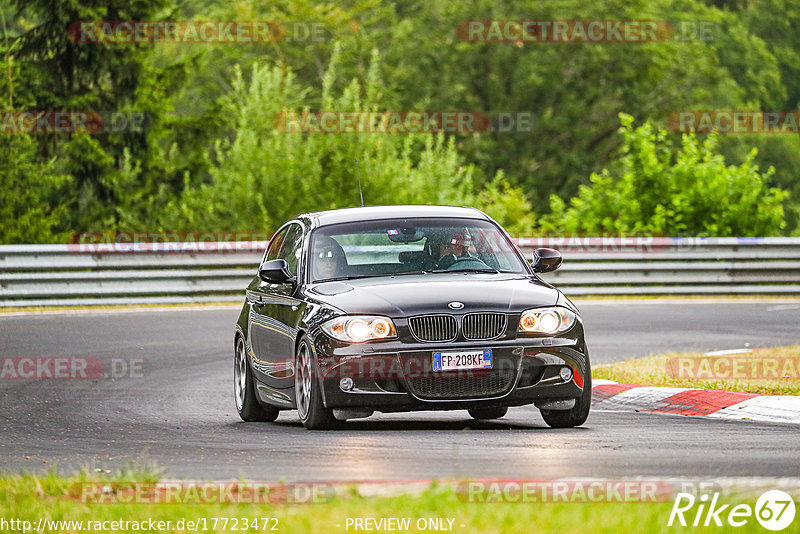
[432,350,493,371]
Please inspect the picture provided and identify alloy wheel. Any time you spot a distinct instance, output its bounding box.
[234,338,248,411]
[295,343,313,419]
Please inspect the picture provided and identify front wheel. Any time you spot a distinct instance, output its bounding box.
[540,366,591,428]
[295,336,338,430]
[234,336,279,422]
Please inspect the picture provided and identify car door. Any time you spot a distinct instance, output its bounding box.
[249,223,305,390]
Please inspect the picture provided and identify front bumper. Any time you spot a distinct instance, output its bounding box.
[312,336,589,412]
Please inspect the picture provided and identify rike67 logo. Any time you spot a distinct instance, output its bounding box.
[668,490,796,531]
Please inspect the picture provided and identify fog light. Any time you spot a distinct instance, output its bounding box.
[559,366,573,382]
[339,377,354,391]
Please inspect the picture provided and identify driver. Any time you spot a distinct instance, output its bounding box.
[437,230,473,269]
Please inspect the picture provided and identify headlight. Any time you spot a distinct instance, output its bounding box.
[321,316,397,343]
[518,307,576,335]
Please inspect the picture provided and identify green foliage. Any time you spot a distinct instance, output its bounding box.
[371,0,786,207]
[710,0,800,231]
[0,135,71,242]
[158,47,533,232]
[1,0,798,241]
[540,114,787,236]
[10,0,168,109]
[734,0,800,110]
[4,0,175,235]
[474,173,537,236]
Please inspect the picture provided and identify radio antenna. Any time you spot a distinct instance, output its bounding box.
[355,158,364,207]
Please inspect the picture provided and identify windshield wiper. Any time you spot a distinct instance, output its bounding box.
[430,267,499,274]
[318,268,499,282]
[316,273,391,282]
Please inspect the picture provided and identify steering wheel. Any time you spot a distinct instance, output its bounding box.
[436,254,457,269]
[443,256,490,270]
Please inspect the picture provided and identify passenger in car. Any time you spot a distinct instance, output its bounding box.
[313,237,348,280]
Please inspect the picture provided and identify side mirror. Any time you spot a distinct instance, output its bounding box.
[259,259,296,284]
[531,248,562,273]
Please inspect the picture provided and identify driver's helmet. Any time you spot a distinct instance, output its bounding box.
[312,236,347,280]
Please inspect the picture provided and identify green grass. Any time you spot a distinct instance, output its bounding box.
[594,345,800,395]
[0,471,795,533]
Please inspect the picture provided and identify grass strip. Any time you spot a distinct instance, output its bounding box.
[0,472,796,533]
[594,345,800,395]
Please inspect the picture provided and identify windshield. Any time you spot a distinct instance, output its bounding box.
[309,217,528,282]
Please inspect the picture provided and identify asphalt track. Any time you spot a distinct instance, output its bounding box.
[1,300,798,481]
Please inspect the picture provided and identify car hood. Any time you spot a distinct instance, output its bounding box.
[306,273,559,317]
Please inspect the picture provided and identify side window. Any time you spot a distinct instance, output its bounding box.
[265,227,288,262]
[278,224,304,276]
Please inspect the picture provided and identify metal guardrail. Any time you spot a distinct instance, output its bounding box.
[1,237,800,306]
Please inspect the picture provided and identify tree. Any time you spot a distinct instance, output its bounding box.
[157,47,536,232]
[372,0,785,210]
[540,114,787,236]
[0,135,71,243]
[7,0,170,232]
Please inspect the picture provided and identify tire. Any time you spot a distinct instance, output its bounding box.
[540,366,591,428]
[294,336,338,430]
[468,406,508,420]
[235,336,279,422]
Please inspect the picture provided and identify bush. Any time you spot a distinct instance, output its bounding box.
[159,46,535,233]
[540,113,787,236]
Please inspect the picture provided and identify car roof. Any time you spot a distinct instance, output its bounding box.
[304,205,490,227]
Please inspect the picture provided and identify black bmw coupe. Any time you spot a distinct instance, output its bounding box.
[233,205,591,429]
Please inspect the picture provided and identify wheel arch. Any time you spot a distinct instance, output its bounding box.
[294,328,307,354]
[234,325,246,351]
